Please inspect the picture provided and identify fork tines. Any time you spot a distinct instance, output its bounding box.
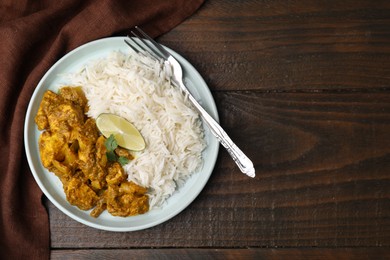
[125,26,169,62]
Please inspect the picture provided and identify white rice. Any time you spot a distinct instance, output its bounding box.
[67,50,206,209]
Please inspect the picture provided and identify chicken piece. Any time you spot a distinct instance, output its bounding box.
[106,181,149,217]
[72,129,96,163]
[64,175,99,210]
[46,102,84,135]
[106,162,127,186]
[83,118,99,141]
[59,86,88,111]
[95,135,108,167]
[35,90,62,130]
[50,160,71,181]
[60,142,78,168]
[78,160,107,191]
[114,147,134,161]
[119,181,147,195]
[38,131,67,168]
[90,197,107,218]
[70,119,99,163]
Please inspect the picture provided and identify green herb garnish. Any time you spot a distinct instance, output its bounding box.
[118,156,130,166]
[105,134,118,151]
[104,134,129,166]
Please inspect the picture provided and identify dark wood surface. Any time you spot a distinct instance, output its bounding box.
[49,0,390,258]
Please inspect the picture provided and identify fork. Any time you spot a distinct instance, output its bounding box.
[125,26,255,178]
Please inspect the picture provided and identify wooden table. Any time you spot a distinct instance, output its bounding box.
[49,1,390,258]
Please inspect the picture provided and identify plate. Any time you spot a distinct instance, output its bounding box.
[24,37,219,231]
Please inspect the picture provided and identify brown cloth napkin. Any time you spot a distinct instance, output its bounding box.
[0,0,204,258]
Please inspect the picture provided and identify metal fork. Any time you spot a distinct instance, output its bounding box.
[125,26,255,178]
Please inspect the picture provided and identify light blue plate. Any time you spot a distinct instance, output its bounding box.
[24,37,219,231]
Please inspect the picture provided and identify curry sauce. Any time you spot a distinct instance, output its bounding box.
[35,86,149,217]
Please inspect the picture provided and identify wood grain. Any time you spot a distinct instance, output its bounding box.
[158,0,390,91]
[47,0,390,256]
[51,248,390,260]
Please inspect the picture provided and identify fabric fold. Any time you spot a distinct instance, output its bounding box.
[0,0,204,258]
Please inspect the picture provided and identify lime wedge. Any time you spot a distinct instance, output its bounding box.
[96,113,145,151]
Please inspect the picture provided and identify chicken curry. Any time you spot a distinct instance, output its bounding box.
[35,86,149,217]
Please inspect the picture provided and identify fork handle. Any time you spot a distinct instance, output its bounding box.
[186,92,255,178]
